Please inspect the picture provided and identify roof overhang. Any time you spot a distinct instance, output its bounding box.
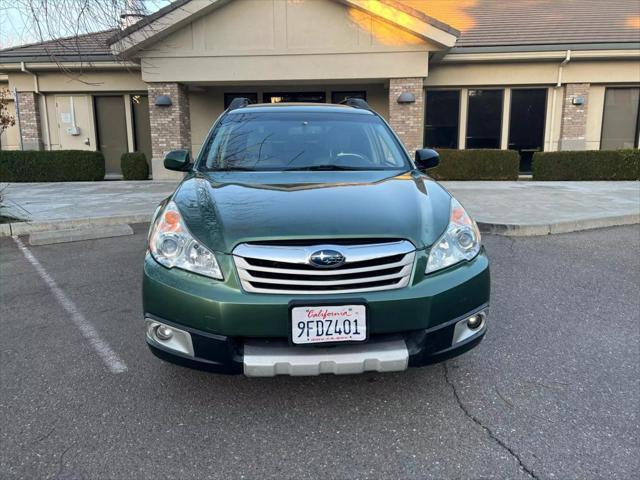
[0,61,139,72]
[110,0,459,57]
[336,0,458,48]
[435,43,640,63]
[110,0,231,57]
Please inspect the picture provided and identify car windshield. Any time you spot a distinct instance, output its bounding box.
[198,111,410,171]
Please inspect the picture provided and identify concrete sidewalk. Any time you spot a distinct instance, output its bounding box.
[443,181,639,235]
[1,180,638,237]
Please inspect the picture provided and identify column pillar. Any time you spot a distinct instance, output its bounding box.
[388,78,425,154]
[148,82,191,180]
[559,83,589,151]
[17,91,43,150]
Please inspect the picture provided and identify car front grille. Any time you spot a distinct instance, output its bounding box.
[232,240,416,294]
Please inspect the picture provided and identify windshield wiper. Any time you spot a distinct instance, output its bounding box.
[283,164,368,171]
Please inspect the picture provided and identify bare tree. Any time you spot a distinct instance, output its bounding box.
[4,1,158,44]
[2,1,174,56]
[0,0,177,82]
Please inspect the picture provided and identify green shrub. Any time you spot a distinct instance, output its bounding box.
[121,152,149,180]
[0,150,105,182]
[532,150,640,180]
[427,149,520,180]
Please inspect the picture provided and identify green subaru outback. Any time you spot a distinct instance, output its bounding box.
[143,98,489,376]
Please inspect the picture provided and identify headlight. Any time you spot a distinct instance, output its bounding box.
[426,198,481,274]
[149,201,223,280]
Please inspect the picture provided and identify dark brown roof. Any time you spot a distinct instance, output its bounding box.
[381,0,460,36]
[108,0,191,45]
[1,0,638,64]
[402,0,640,49]
[0,29,118,63]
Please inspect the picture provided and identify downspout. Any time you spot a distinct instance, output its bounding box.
[20,61,52,150]
[549,50,571,151]
[12,88,24,151]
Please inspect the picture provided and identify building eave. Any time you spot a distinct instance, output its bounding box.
[0,60,139,72]
[337,0,458,48]
[436,43,640,63]
[110,0,460,57]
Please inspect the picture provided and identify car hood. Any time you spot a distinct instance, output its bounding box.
[172,170,452,254]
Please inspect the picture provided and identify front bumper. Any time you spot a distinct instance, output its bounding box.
[143,248,490,375]
[145,307,487,376]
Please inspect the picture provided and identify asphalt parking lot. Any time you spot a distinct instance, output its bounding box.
[1,225,638,480]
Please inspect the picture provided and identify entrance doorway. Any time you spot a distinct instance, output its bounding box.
[131,95,152,170]
[94,96,128,177]
[508,89,547,173]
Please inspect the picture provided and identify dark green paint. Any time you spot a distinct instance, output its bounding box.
[171,170,452,254]
[145,104,490,343]
[164,149,192,171]
[143,249,489,337]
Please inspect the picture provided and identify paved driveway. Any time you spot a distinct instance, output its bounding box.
[1,226,638,479]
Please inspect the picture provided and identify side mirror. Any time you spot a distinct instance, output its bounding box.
[164,149,192,171]
[415,148,440,170]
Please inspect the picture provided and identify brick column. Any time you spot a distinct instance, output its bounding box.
[17,91,43,150]
[148,82,191,180]
[559,83,589,151]
[388,78,425,154]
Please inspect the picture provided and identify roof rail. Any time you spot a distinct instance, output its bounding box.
[339,97,374,112]
[227,97,250,111]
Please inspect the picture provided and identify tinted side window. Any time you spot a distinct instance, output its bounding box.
[466,89,503,149]
[425,90,460,149]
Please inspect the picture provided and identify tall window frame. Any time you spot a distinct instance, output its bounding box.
[465,88,504,149]
[600,87,640,150]
[424,89,461,149]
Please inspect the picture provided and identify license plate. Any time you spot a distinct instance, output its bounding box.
[291,305,366,345]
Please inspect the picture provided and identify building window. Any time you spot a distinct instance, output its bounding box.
[508,88,547,172]
[264,92,326,103]
[331,91,366,104]
[601,87,640,150]
[424,90,460,149]
[224,93,258,109]
[466,89,503,149]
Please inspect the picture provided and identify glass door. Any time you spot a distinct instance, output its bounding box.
[466,89,503,149]
[94,96,128,177]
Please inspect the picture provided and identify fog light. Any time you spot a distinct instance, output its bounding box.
[156,325,174,341]
[467,314,483,330]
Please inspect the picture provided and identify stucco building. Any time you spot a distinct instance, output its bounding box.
[1,0,639,179]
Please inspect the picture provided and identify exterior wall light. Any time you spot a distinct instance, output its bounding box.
[571,95,585,106]
[155,95,172,107]
[397,92,416,104]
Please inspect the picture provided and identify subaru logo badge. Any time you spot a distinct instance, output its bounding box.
[309,249,346,268]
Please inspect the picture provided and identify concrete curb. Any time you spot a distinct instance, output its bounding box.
[1,214,150,237]
[2,212,638,239]
[477,213,640,236]
[29,224,134,246]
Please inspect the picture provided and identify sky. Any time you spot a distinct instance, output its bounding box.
[0,0,171,49]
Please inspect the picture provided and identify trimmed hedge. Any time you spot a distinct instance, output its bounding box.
[427,149,520,180]
[0,150,105,182]
[121,152,149,180]
[532,150,640,180]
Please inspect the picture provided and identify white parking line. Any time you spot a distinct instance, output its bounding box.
[13,236,128,374]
